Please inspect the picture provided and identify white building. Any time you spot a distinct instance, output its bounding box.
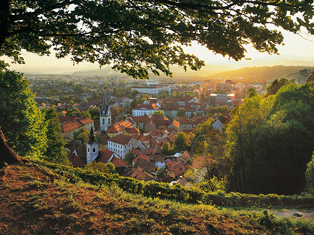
[107,134,138,159]
[132,104,159,117]
[131,85,169,95]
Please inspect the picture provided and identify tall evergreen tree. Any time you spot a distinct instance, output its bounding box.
[42,107,69,165]
[0,61,47,158]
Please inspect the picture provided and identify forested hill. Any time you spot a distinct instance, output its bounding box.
[209,65,313,80]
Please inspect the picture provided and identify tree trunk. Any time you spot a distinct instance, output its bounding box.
[0,0,10,50]
[0,127,24,168]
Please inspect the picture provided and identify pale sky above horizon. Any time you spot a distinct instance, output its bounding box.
[2,27,314,74]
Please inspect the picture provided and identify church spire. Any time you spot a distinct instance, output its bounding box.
[88,127,96,145]
[101,89,109,116]
[100,89,111,132]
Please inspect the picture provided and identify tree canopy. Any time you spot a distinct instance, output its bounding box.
[42,107,68,165]
[177,108,186,117]
[0,61,47,158]
[306,71,314,83]
[2,0,314,79]
[226,83,314,195]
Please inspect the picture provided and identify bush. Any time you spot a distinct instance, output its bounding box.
[306,152,314,194]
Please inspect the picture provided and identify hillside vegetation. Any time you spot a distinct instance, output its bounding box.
[209,66,313,80]
[1,157,314,234]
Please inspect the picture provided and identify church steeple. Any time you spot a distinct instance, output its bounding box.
[86,127,98,164]
[100,89,111,132]
[101,89,109,116]
[88,127,96,145]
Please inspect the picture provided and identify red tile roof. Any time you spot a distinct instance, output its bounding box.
[66,151,86,168]
[166,160,187,177]
[111,156,130,168]
[133,116,150,124]
[126,127,140,134]
[98,148,115,164]
[169,120,180,129]
[152,155,166,163]
[106,120,134,133]
[157,137,172,146]
[133,154,151,163]
[130,168,153,181]
[108,134,136,145]
[130,148,141,156]
[133,104,158,110]
[59,116,94,133]
[175,116,192,125]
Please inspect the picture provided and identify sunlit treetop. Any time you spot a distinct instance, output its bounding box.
[1,0,313,79]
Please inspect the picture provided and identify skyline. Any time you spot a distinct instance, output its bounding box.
[2,28,314,75]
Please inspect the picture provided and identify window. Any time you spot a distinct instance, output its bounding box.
[93,148,95,152]
[88,148,89,152]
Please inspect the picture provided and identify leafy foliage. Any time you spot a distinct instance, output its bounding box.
[246,87,257,98]
[151,110,164,116]
[266,78,289,96]
[156,167,166,179]
[226,83,314,195]
[207,106,229,116]
[0,62,47,158]
[176,108,186,117]
[2,1,314,79]
[73,127,89,145]
[84,161,110,174]
[172,132,190,153]
[42,107,68,165]
[3,163,314,234]
[306,152,314,194]
[161,142,172,155]
[124,152,135,164]
[306,71,314,83]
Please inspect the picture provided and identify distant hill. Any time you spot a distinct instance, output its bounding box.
[209,65,314,80]
[71,64,228,78]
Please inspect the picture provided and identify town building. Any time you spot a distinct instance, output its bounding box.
[209,93,235,106]
[100,89,111,132]
[107,134,138,159]
[131,85,169,95]
[132,104,159,116]
[106,119,140,138]
[58,116,94,139]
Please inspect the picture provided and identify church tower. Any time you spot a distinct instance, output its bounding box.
[86,127,98,164]
[100,89,111,131]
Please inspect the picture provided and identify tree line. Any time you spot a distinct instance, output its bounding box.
[191,79,314,195]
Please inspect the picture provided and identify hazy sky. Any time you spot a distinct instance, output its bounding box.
[2,27,314,74]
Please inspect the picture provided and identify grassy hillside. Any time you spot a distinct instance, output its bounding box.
[1,160,314,234]
[209,66,314,80]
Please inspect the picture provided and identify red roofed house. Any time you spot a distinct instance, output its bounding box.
[175,150,191,163]
[59,116,94,139]
[66,150,86,168]
[107,134,138,159]
[174,116,192,132]
[166,160,187,179]
[191,116,210,128]
[95,148,131,170]
[132,154,157,174]
[130,168,154,181]
[98,148,119,164]
[167,120,180,132]
[106,119,139,138]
